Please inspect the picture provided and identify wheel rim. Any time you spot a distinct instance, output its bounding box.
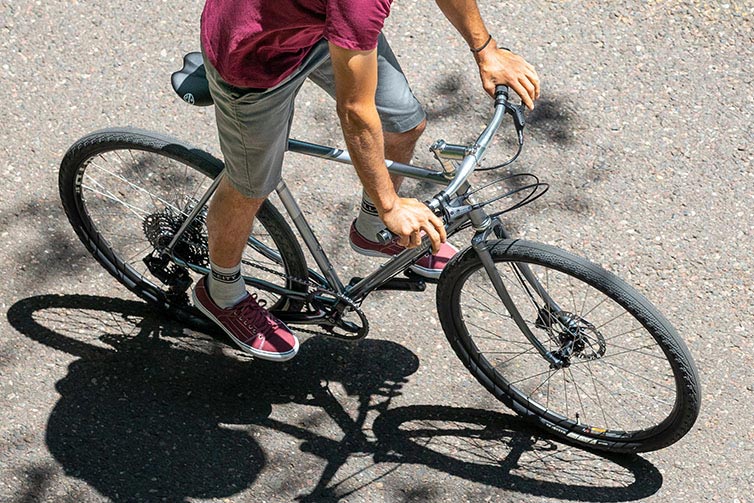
[455,259,681,443]
[75,146,296,310]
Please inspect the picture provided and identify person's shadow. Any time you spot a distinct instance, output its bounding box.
[7,294,421,502]
[7,294,663,502]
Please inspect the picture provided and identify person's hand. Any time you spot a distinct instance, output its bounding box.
[475,42,540,110]
[379,197,446,253]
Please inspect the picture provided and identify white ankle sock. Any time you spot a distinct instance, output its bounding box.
[354,192,386,242]
[208,261,247,308]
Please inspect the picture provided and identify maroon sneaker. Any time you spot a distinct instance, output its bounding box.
[192,277,299,361]
[348,221,458,279]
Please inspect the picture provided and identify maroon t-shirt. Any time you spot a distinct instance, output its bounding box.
[201,0,393,88]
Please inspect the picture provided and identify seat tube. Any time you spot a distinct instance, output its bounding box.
[166,171,225,255]
[275,180,345,293]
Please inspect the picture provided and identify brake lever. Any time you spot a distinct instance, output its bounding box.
[504,101,526,145]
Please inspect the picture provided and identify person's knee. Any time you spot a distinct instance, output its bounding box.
[388,118,426,147]
[405,118,427,141]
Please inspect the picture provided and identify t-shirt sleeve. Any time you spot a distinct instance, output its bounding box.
[324,0,392,51]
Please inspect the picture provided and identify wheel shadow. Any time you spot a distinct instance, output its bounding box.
[373,406,663,502]
[7,294,662,502]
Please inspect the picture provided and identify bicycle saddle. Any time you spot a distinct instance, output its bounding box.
[171,52,214,106]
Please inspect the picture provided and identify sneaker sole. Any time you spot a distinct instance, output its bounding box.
[191,289,299,362]
[349,241,443,280]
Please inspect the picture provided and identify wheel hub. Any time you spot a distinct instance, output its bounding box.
[142,203,209,266]
[555,312,606,361]
[537,308,606,363]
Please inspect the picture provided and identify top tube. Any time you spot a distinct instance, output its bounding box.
[287,85,512,199]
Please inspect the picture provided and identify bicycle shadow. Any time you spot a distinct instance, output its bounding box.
[7,294,662,502]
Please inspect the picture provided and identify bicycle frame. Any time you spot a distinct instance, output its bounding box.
[168,138,477,303]
[166,86,566,366]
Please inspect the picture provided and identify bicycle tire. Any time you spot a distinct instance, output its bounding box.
[436,239,701,453]
[59,127,309,329]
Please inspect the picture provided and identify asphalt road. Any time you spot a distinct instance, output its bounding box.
[1,1,752,502]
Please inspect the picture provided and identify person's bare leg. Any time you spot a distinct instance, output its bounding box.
[203,176,266,307]
[206,176,266,267]
[355,119,427,239]
[384,118,427,189]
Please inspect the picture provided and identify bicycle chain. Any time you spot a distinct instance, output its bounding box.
[240,257,369,340]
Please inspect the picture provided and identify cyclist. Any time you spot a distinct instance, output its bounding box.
[192,0,541,361]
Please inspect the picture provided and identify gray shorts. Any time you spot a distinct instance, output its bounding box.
[203,34,426,198]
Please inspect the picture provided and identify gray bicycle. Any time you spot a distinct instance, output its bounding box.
[58,53,701,453]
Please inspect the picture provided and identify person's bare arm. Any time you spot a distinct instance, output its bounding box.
[434,0,540,109]
[328,43,446,251]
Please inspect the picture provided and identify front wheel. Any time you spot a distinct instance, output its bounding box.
[437,239,701,453]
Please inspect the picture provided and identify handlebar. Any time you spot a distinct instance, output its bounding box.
[376,85,524,244]
[437,85,512,201]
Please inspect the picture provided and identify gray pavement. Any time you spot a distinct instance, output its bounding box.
[1,0,752,501]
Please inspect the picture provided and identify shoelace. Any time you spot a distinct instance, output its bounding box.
[235,293,278,336]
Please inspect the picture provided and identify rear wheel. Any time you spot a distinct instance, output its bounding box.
[59,128,308,328]
[437,239,701,452]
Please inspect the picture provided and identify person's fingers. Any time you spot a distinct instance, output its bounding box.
[428,212,446,243]
[421,223,442,254]
[409,229,422,248]
[395,228,410,247]
[519,76,536,102]
[510,80,534,110]
[527,69,541,99]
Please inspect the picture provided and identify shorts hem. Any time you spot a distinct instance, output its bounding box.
[382,109,427,134]
[224,173,281,199]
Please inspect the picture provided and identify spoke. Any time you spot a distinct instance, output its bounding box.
[570,285,579,316]
[82,182,149,220]
[465,320,532,349]
[597,342,668,362]
[467,295,505,317]
[575,358,674,404]
[88,159,182,214]
[508,367,560,386]
[486,346,538,366]
[580,294,611,320]
[507,263,542,314]
[563,365,569,419]
[527,367,558,403]
[589,358,675,400]
[124,242,158,265]
[499,263,535,299]
[578,276,590,318]
[116,150,162,210]
[586,361,612,429]
[573,365,651,428]
[594,308,631,331]
[567,366,587,424]
[602,324,646,342]
[92,229,143,242]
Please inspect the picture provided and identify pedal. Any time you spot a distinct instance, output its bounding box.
[403,269,439,285]
[348,277,426,292]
